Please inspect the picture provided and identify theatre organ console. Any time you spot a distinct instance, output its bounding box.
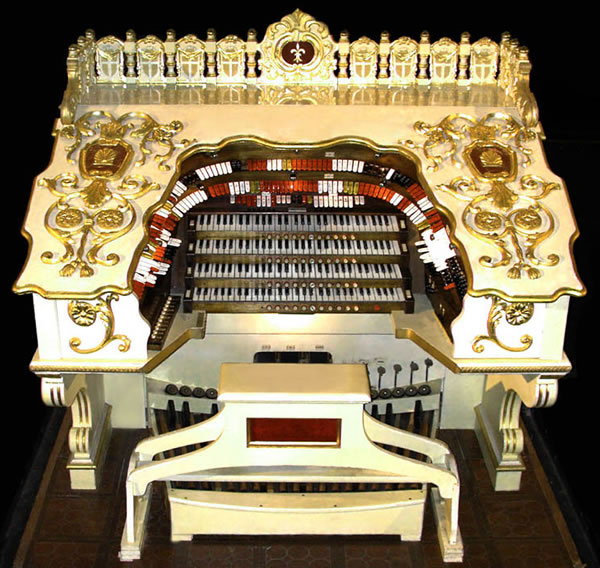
[13,10,586,564]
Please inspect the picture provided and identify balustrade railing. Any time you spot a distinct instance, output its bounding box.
[60,12,536,125]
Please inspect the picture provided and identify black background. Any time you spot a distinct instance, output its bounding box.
[4,3,598,562]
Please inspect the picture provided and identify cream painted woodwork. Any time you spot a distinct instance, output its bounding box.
[41,373,111,489]
[120,364,462,562]
[13,10,584,565]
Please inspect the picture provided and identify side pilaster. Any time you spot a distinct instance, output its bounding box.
[475,373,558,490]
[41,373,112,490]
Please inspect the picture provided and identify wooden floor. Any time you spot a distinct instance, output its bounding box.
[13,414,582,568]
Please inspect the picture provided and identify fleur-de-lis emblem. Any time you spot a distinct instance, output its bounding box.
[281,40,315,67]
[291,42,306,63]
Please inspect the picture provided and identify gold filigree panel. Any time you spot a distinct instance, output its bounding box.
[404,112,561,282]
[438,174,560,280]
[136,36,165,83]
[95,36,125,83]
[430,37,458,83]
[40,111,193,279]
[405,112,537,172]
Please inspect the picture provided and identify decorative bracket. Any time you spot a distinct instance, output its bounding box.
[41,373,112,490]
[68,293,131,354]
[472,296,534,353]
[475,373,558,491]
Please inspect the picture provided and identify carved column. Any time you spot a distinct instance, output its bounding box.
[475,373,558,490]
[41,373,112,490]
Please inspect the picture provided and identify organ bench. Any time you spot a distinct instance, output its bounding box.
[120,363,461,561]
[12,9,586,565]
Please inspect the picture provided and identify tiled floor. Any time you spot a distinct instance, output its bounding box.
[14,421,580,567]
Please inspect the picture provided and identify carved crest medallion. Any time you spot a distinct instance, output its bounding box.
[80,138,133,181]
[258,10,336,84]
[464,141,517,182]
[281,41,316,65]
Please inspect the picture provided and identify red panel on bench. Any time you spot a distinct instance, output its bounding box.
[247,418,340,446]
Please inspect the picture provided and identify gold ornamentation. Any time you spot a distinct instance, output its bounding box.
[349,37,379,82]
[258,10,336,84]
[95,36,125,83]
[513,207,542,230]
[463,141,518,218]
[470,38,499,84]
[41,111,192,278]
[56,208,85,229]
[60,111,192,171]
[216,36,247,83]
[473,296,534,353]
[40,173,154,278]
[474,211,503,231]
[439,174,560,279]
[68,293,130,354]
[258,85,337,105]
[81,138,132,180]
[412,114,558,281]
[69,302,97,326]
[175,35,206,83]
[389,37,418,84]
[288,42,311,64]
[430,37,458,84]
[480,149,503,167]
[404,112,536,171]
[504,302,534,325]
[94,147,118,166]
[96,209,125,229]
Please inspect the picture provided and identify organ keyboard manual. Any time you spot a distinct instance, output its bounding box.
[9,9,595,567]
